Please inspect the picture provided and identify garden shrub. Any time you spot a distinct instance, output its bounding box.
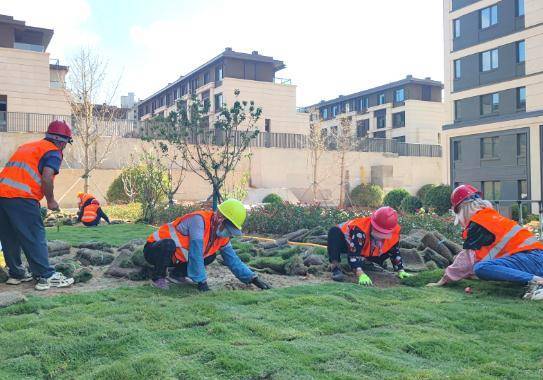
[400,195,422,214]
[423,185,452,215]
[107,174,131,204]
[262,193,283,204]
[416,184,435,204]
[511,204,538,223]
[349,184,383,208]
[152,204,200,225]
[383,188,409,210]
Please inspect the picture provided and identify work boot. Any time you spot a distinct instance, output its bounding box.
[35,272,74,291]
[6,271,34,285]
[524,283,543,300]
[331,267,345,282]
[151,278,169,290]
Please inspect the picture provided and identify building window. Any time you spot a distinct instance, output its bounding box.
[482,181,501,200]
[453,141,461,161]
[517,133,527,157]
[345,102,350,113]
[376,114,386,129]
[481,49,499,71]
[480,93,499,116]
[480,5,498,29]
[453,19,461,38]
[378,93,385,105]
[360,97,369,110]
[517,41,525,63]
[322,108,329,119]
[454,100,460,120]
[454,59,461,79]
[265,119,271,133]
[518,179,528,199]
[204,72,210,84]
[394,88,405,102]
[214,93,223,112]
[481,136,499,159]
[374,131,386,139]
[356,119,369,137]
[215,65,223,81]
[392,112,405,128]
[393,136,406,143]
[332,105,338,117]
[422,85,431,101]
[516,0,525,17]
[517,87,526,110]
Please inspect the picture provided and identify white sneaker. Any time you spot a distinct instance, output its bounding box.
[523,282,543,300]
[35,272,74,291]
[6,272,34,285]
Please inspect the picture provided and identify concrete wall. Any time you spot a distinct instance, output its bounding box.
[0,47,70,114]
[0,132,442,208]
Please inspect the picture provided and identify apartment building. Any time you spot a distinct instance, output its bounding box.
[138,48,308,134]
[442,0,543,203]
[0,14,70,126]
[304,76,445,144]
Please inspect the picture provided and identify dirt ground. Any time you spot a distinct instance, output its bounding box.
[0,259,400,297]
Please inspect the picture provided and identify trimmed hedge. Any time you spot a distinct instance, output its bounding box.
[423,185,452,215]
[416,184,435,205]
[349,184,384,208]
[400,195,423,214]
[263,193,283,204]
[383,189,410,210]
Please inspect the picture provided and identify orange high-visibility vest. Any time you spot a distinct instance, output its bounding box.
[147,211,230,263]
[81,203,99,223]
[78,193,96,208]
[0,140,60,201]
[339,217,401,257]
[463,208,543,262]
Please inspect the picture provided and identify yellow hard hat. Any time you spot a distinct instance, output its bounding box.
[217,199,246,230]
[77,192,84,198]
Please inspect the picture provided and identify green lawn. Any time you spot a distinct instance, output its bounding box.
[3,225,537,378]
[46,224,155,246]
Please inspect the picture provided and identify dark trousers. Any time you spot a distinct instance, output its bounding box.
[143,240,216,281]
[327,226,349,264]
[0,197,55,278]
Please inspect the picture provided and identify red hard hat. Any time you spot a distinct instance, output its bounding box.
[451,184,481,213]
[370,206,398,234]
[46,120,73,143]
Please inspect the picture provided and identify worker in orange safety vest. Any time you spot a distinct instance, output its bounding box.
[76,193,110,226]
[328,206,413,285]
[428,184,543,300]
[0,120,75,290]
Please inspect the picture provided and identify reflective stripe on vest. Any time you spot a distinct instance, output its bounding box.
[4,161,42,185]
[167,223,184,256]
[484,224,523,260]
[0,177,31,194]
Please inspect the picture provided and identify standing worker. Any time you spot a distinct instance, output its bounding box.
[0,120,75,290]
[427,184,543,300]
[77,193,110,227]
[144,199,272,291]
[328,206,412,284]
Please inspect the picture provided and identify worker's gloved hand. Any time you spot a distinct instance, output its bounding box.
[197,281,210,292]
[358,273,373,286]
[252,276,272,290]
[397,270,413,279]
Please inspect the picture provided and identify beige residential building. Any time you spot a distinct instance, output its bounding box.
[442,0,543,205]
[138,48,308,134]
[304,76,445,145]
[0,14,70,127]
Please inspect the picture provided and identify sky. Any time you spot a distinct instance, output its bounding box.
[3,0,444,107]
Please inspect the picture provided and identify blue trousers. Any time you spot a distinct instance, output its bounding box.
[473,250,543,284]
[0,197,54,279]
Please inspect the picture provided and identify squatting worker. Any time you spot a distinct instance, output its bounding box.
[428,184,543,300]
[0,120,75,290]
[328,206,412,285]
[77,192,110,226]
[144,198,272,291]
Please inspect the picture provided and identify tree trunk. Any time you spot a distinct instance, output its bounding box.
[338,151,345,208]
[212,187,219,211]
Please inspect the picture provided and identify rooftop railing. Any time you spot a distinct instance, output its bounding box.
[0,111,442,157]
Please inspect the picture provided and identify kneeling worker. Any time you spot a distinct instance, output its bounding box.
[328,206,412,284]
[144,199,271,291]
[77,193,110,227]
